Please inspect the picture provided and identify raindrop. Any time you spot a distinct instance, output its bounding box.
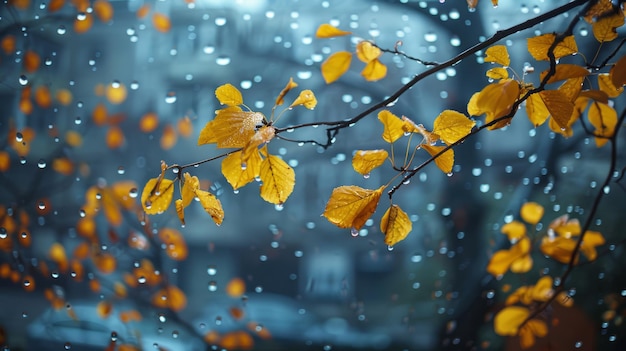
[74,116,82,125]
[165,92,177,104]
[130,81,139,90]
[16,132,24,142]
[19,75,28,85]
[172,330,179,339]
[215,17,227,26]
[79,209,86,217]
[117,166,125,174]
[216,56,231,65]
[57,25,66,35]
[574,341,582,348]
[20,157,27,165]
[363,173,370,179]
[424,32,437,42]
[111,332,118,342]
[64,342,71,350]
[129,188,138,198]
[207,266,217,276]
[37,159,46,169]
[38,202,46,210]
[350,228,359,237]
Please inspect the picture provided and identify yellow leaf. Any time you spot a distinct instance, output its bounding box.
[197,106,265,148]
[259,154,295,205]
[592,11,624,42]
[361,59,387,81]
[484,45,510,66]
[500,221,526,242]
[421,144,454,174]
[531,276,555,302]
[487,237,531,276]
[520,202,544,225]
[221,150,261,189]
[510,254,533,274]
[588,101,617,147]
[315,23,352,38]
[321,51,352,84]
[540,64,589,84]
[519,319,547,349]
[540,236,578,264]
[598,73,624,98]
[402,117,439,145]
[580,230,605,261]
[381,204,412,246]
[475,79,520,130]
[377,110,405,143]
[527,34,578,61]
[290,90,317,109]
[215,83,244,106]
[352,149,388,175]
[584,0,614,23]
[275,77,298,106]
[141,178,174,214]
[152,285,186,311]
[486,67,509,80]
[323,185,385,230]
[175,199,185,225]
[558,77,584,102]
[195,189,224,225]
[540,90,574,129]
[159,228,188,260]
[356,41,381,63]
[525,93,550,126]
[610,55,626,87]
[181,173,199,208]
[241,126,275,166]
[432,110,475,145]
[494,306,530,336]
[467,92,481,116]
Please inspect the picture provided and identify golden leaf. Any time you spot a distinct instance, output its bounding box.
[584,0,614,23]
[588,101,617,147]
[540,236,578,264]
[152,285,186,311]
[23,50,40,73]
[525,93,550,126]
[259,154,295,205]
[141,178,174,214]
[352,149,388,175]
[501,221,526,242]
[159,228,188,260]
[598,73,624,98]
[475,79,520,130]
[527,34,578,61]
[181,173,199,208]
[241,126,275,166]
[361,59,387,81]
[152,13,171,33]
[381,204,412,246]
[579,230,605,261]
[93,0,113,22]
[323,185,385,230]
[356,41,381,63]
[592,11,624,42]
[610,55,626,87]
[421,144,454,174]
[467,92,481,116]
[197,106,265,148]
[519,319,548,349]
[540,63,590,84]
[290,90,317,109]
[432,110,475,145]
[221,150,261,189]
[558,77,584,102]
[321,51,352,84]
[402,117,439,145]
[487,237,531,276]
[175,199,185,225]
[315,23,352,38]
[494,306,529,336]
[484,45,510,66]
[195,189,224,225]
[215,83,244,106]
[377,110,405,143]
[275,77,298,105]
[520,202,544,225]
[540,90,574,129]
[486,67,509,80]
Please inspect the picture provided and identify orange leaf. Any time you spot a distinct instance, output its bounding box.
[215,83,244,106]
[48,0,65,12]
[55,89,73,105]
[259,153,295,205]
[323,185,385,230]
[557,77,584,102]
[421,144,454,174]
[160,124,177,150]
[588,101,617,147]
[139,112,159,132]
[1,35,16,54]
[361,59,387,82]
[152,13,171,33]
[377,110,404,143]
[94,0,114,22]
[177,116,193,137]
[355,41,381,63]
[315,23,351,38]
[527,34,578,61]
[432,110,475,145]
[610,55,626,87]
[34,86,52,108]
[106,82,127,104]
[0,151,10,172]
[352,149,388,176]
[540,64,589,84]
[93,252,117,274]
[119,309,142,323]
[226,277,246,297]
[525,93,550,127]
[321,51,352,84]
[23,51,41,73]
[141,178,175,214]
[92,103,108,126]
[195,189,224,225]
[52,158,74,175]
[584,0,614,23]
[74,13,94,34]
[474,79,520,130]
[486,67,509,80]
[97,300,113,318]
[152,285,187,311]
[106,126,125,149]
[49,243,68,272]
[592,10,624,42]
[159,228,188,260]
[221,150,261,189]
[500,221,526,242]
[380,204,412,247]
[484,45,510,66]
[598,73,623,98]
[136,4,150,19]
[520,202,544,225]
[494,306,530,336]
[73,241,91,260]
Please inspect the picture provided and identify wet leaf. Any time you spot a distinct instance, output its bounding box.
[352,149,388,175]
[558,77,584,102]
[540,64,589,84]
[216,83,244,106]
[323,185,385,230]
[579,230,605,261]
[1,35,16,54]
[97,300,113,318]
[52,158,74,175]
[588,101,617,147]
[0,151,10,172]
[141,178,174,214]
[361,59,387,81]
[34,86,52,108]
[527,34,578,61]
[159,228,188,260]
[74,13,94,34]
[226,277,246,297]
[402,117,439,145]
[106,126,125,149]
[93,252,116,274]
[610,55,626,87]
[94,0,114,22]
[540,236,578,264]
[520,202,544,225]
[321,51,352,84]
[421,144,454,174]
[195,189,224,225]
[222,150,261,189]
[598,73,623,98]
[152,285,187,311]
[139,112,159,132]
[525,93,550,127]
[540,90,574,129]
[377,110,405,143]
[198,106,265,148]
[160,124,177,150]
[494,306,529,336]
[519,319,548,349]
[486,67,509,80]
[259,153,295,205]
[474,79,520,130]
[501,221,526,242]
[275,77,298,105]
[487,237,531,276]
[433,110,475,145]
[23,51,41,73]
[152,13,171,33]
[356,41,381,63]
[105,82,127,104]
[380,204,412,246]
[484,45,510,66]
[584,0,614,23]
[592,10,624,42]
[315,23,351,38]
[290,90,317,109]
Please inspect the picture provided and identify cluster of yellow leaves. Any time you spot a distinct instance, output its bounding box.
[323,109,475,246]
[583,0,626,43]
[494,276,573,349]
[488,202,605,277]
[315,24,388,83]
